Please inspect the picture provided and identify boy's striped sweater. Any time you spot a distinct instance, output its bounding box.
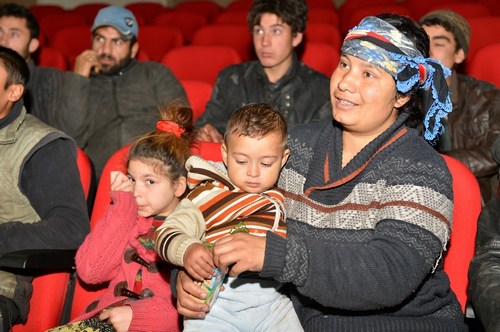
[156,156,286,267]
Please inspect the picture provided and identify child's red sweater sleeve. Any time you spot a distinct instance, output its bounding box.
[76,191,138,284]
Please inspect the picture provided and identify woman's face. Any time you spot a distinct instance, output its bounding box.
[330,54,409,138]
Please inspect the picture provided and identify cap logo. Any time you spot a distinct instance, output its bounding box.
[124,17,134,28]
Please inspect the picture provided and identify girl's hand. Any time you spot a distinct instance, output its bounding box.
[99,306,132,332]
[213,233,266,276]
[176,270,210,318]
[184,243,216,281]
[110,171,133,192]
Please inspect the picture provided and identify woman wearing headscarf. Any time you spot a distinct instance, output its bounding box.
[176,14,467,331]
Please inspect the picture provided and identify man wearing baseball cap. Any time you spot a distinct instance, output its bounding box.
[55,5,188,180]
[420,9,500,204]
[79,5,139,75]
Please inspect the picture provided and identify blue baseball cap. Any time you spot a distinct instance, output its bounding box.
[92,6,138,40]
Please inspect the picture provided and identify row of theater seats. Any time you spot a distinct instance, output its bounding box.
[30,1,341,49]
[36,41,341,121]
[28,0,344,119]
[337,0,498,33]
[31,2,343,65]
[32,0,500,100]
[29,0,499,48]
[35,22,342,72]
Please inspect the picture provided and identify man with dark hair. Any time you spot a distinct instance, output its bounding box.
[55,6,189,179]
[195,0,331,142]
[0,46,88,331]
[420,9,500,204]
[0,3,66,124]
[468,135,500,331]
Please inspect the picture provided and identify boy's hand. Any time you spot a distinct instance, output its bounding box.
[213,233,266,276]
[184,243,216,281]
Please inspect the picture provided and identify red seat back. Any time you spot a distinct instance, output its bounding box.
[153,10,207,43]
[300,42,340,77]
[192,24,253,61]
[174,1,222,23]
[346,4,413,34]
[76,147,94,201]
[404,0,465,21]
[467,43,500,88]
[180,79,213,121]
[162,45,241,85]
[51,26,91,70]
[39,13,87,45]
[125,2,166,24]
[71,3,108,25]
[304,22,342,50]
[441,154,481,312]
[307,0,337,10]
[213,10,248,25]
[338,0,397,33]
[191,141,223,163]
[479,0,500,15]
[138,25,184,62]
[28,4,66,21]
[308,8,340,27]
[466,16,500,67]
[425,2,491,19]
[36,47,68,70]
[225,0,253,12]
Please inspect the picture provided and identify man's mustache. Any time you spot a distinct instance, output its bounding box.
[99,54,113,61]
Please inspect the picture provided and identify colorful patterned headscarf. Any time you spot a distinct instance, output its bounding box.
[341,16,452,141]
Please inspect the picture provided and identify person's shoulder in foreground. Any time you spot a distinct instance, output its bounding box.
[0,45,88,330]
[468,135,500,331]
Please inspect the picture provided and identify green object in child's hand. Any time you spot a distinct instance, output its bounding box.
[230,221,249,234]
[203,242,214,252]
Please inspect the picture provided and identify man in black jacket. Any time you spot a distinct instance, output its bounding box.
[468,136,500,332]
[195,0,331,143]
[420,10,500,204]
